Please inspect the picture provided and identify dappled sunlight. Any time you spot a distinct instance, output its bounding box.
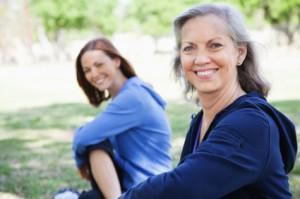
[0,103,100,131]
[0,100,299,197]
[25,129,73,143]
[0,192,23,199]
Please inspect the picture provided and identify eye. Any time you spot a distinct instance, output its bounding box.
[210,42,223,49]
[82,68,90,74]
[182,45,194,52]
[95,62,103,68]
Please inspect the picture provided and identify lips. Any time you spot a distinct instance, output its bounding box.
[194,68,218,78]
[93,75,107,86]
[96,78,105,85]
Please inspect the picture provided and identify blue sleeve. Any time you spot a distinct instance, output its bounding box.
[120,109,270,198]
[73,90,144,168]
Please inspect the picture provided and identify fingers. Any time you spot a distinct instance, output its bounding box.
[79,166,91,181]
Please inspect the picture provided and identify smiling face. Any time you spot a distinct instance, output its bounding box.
[81,50,121,93]
[180,14,246,96]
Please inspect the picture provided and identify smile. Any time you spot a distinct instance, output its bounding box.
[195,69,218,78]
[93,75,107,85]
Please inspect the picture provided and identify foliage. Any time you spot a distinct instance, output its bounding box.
[125,0,202,37]
[229,0,300,44]
[30,0,118,39]
[29,0,300,44]
[262,0,300,44]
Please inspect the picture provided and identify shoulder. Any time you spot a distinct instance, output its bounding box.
[222,98,270,128]
[109,79,145,110]
[221,93,272,126]
[214,100,271,146]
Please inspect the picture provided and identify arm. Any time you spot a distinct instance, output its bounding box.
[90,150,122,199]
[120,109,270,198]
[73,92,143,168]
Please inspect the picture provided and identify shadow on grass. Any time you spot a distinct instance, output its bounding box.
[0,137,88,199]
[0,99,299,132]
[0,100,299,198]
[0,103,102,130]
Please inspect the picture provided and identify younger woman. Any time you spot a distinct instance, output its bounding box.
[73,38,172,199]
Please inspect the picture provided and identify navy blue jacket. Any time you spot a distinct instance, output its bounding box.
[120,92,297,199]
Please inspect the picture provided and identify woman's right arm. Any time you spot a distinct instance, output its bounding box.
[73,91,143,168]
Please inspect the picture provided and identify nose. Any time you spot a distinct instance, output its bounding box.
[193,53,210,66]
[90,66,99,79]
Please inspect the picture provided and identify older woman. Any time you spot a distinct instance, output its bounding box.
[120,3,297,199]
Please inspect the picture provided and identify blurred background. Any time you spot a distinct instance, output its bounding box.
[0,0,299,198]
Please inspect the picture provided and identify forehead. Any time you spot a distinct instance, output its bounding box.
[181,14,230,42]
[81,50,107,66]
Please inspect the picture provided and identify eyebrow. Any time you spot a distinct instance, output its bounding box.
[182,36,225,44]
[181,41,194,46]
[83,60,102,68]
[93,61,102,65]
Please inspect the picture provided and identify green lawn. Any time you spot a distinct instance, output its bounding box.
[0,100,299,198]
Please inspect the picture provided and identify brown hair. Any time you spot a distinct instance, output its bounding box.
[173,3,270,98]
[76,37,136,107]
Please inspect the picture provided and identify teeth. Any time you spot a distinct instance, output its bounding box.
[196,70,215,76]
[94,76,106,85]
[96,79,104,84]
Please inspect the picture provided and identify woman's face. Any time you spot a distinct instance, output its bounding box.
[81,50,120,92]
[180,14,246,96]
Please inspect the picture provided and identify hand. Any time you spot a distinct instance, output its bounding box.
[78,165,91,181]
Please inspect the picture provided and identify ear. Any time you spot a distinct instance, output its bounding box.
[114,57,121,68]
[237,44,247,65]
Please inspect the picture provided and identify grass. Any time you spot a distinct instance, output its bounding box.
[0,131,88,198]
[0,100,299,198]
[271,100,300,124]
[0,103,100,130]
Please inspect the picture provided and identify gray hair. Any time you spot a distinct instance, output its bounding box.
[173,3,270,98]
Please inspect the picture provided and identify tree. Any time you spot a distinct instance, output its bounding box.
[125,0,202,37]
[262,0,300,44]
[230,0,300,45]
[30,0,118,40]
[0,0,34,64]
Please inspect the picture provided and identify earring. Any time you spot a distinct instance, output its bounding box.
[104,89,110,98]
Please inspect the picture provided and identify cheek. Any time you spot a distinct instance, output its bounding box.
[110,66,119,77]
[214,52,235,69]
[180,55,193,71]
[84,73,92,83]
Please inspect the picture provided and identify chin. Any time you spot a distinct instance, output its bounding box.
[94,83,110,92]
[99,87,109,92]
[93,85,105,92]
[197,88,218,95]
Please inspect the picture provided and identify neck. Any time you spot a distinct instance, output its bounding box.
[198,84,245,124]
[108,71,128,98]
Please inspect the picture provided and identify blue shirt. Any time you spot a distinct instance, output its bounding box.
[73,77,172,190]
[120,92,297,198]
